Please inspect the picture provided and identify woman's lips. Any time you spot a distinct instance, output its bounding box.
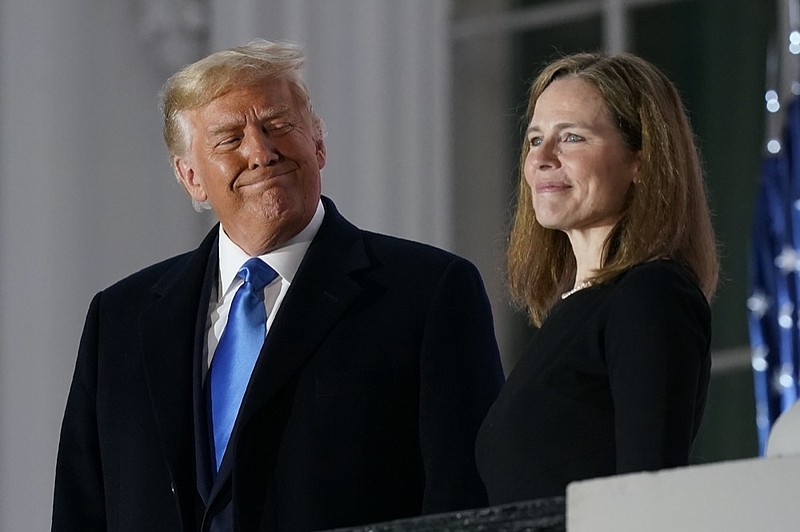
[535,181,571,193]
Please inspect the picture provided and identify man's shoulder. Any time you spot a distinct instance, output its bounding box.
[356,230,485,288]
[99,226,217,297]
[321,197,475,271]
[100,250,198,297]
[361,230,458,260]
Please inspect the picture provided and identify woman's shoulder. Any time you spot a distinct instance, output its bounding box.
[604,259,709,315]
[598,260,712,370]
[613,259,702,295]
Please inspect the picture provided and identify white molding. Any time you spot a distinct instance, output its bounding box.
[451,0,692,44]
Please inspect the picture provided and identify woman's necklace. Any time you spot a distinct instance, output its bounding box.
[561,280,593,300]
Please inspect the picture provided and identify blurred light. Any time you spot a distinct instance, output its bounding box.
[779,301,795,328]
[793,81,800,96]
[752,345,769,372]
[756,408,770,430]
[766,89,781,112]
[791,31,800,54]
[768,139,782,154]
[779,369,795,388]
[747,290,770,317]
[774,247,799,273]
[753,357,769,372]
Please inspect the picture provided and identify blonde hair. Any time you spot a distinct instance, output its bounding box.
[507,52,718,326]
[159,38,317,159]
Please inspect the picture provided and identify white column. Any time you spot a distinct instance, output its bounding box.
[0,1,210,529]
[603,0,629,53]
[209,0,453,248]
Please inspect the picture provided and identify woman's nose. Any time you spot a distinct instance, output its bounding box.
[529,138,560,170]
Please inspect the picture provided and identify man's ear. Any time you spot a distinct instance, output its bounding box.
[173,156,208,202]
[315,136,327,170]
[314,119,327,170]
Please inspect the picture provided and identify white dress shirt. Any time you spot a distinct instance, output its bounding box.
[204,200,325,372]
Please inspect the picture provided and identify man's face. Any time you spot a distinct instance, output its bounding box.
[174,78,326,255]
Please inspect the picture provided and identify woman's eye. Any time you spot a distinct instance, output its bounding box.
[564,133,583,142]
[529,137,542,147]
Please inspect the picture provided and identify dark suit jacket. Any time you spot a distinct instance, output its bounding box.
[52,197,504,532]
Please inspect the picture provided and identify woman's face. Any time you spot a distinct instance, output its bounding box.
[524,77,639,243]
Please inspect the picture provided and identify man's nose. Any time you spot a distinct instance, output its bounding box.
[244,130,279,169]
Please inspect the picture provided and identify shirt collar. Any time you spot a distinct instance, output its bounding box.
[217,199,325,296]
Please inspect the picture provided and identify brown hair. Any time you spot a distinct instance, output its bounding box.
[507,52,718,326]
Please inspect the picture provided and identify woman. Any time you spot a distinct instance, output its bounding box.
[475,52,718,504]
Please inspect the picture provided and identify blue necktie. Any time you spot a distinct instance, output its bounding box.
[209,258,278,471]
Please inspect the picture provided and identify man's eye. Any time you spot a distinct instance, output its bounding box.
[267,123,294,136]
[217,137,241,148]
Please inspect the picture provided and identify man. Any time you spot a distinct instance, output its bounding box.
[52,39,504,531]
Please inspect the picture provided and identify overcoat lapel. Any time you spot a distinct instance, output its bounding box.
[138,228,218,514]
[193,237,220,503]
